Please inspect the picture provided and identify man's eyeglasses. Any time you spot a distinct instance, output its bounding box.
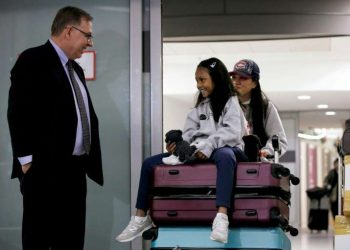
[71,26,93,42]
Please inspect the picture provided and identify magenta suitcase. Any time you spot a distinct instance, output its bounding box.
[153,162,292,188]
[150,194,290,229]
[152,162,295,202]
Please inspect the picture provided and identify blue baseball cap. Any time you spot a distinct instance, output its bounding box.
[229,59,260,80]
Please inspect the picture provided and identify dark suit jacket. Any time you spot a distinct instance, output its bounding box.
[7,41,103,185]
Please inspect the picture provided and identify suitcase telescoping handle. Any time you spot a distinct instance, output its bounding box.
[272,135,280,163]
[265,135,280,162]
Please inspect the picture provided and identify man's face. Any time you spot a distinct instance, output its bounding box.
[66,18,93,59]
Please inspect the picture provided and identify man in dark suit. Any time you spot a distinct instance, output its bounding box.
[7,6,103,250]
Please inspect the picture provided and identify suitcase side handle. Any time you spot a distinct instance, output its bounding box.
[246,169,258,174]
[167,211,178,217]
[168,170,180,175]
[245,210,257,216]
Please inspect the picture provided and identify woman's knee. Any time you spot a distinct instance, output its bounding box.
[212,147,236,163]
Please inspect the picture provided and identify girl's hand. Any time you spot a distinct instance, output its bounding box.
[166,142,176,154]
[195,151,208,160]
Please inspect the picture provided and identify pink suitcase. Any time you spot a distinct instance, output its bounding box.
[150,194,290,229]
[153,162,293,188]
[149,136,300,236]
[152,162,296,202]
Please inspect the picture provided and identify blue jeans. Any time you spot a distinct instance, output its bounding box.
[210,147,247,208]
[135,147,247,210]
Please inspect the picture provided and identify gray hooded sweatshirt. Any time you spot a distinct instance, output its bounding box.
[182,96,247,158]
[241,100,287,156]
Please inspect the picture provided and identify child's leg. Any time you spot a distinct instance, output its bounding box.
[211,147,237,209]
[116,152,170,242]
[209,147,245,244]
[135,152,170,212]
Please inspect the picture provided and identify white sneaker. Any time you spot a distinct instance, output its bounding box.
[115,215,153,242]
[210,213,229,243]
[162,154,183,165]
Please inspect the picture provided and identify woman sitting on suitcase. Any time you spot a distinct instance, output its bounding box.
[229,59,287,159]
[116,57,248,244]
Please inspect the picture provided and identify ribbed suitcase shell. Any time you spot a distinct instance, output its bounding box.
[152,162,290,193]
[150,195,289,227]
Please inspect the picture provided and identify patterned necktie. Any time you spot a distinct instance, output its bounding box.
[67,60,91,154]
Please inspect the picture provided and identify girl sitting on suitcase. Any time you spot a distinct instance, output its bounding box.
[229,59,287,159]
[116,57,248,244]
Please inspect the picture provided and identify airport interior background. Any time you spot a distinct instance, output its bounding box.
[162,1,350,250]
[1,0,350,250]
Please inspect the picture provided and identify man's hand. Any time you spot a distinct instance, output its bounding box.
[22,162,32,174]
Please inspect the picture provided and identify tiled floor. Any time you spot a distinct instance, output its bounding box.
[289,228,334,250]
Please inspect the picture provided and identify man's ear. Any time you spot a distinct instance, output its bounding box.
[64,26,73,41]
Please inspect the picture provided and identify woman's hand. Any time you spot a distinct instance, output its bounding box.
[259,150,269,158]
[195,151,208,160]
[166,142,176,154]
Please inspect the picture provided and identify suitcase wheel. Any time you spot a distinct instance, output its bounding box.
[286,225,299,236]
[142,227,158,241]
[290,174,300,185]
[271,164,290,178]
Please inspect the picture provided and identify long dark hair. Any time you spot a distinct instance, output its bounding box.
[250,79,269,146]
[195,58,235,122]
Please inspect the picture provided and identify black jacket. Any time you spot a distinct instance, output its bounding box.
[7,41,103,185]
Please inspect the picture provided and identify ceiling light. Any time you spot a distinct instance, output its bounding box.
[317,104,328,109]
[298,132,325,140]
[297,95,311,100]
[325,111,336,116]
[298,128,325,140]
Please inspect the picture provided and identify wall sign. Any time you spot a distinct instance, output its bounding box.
[75,50,96,80]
